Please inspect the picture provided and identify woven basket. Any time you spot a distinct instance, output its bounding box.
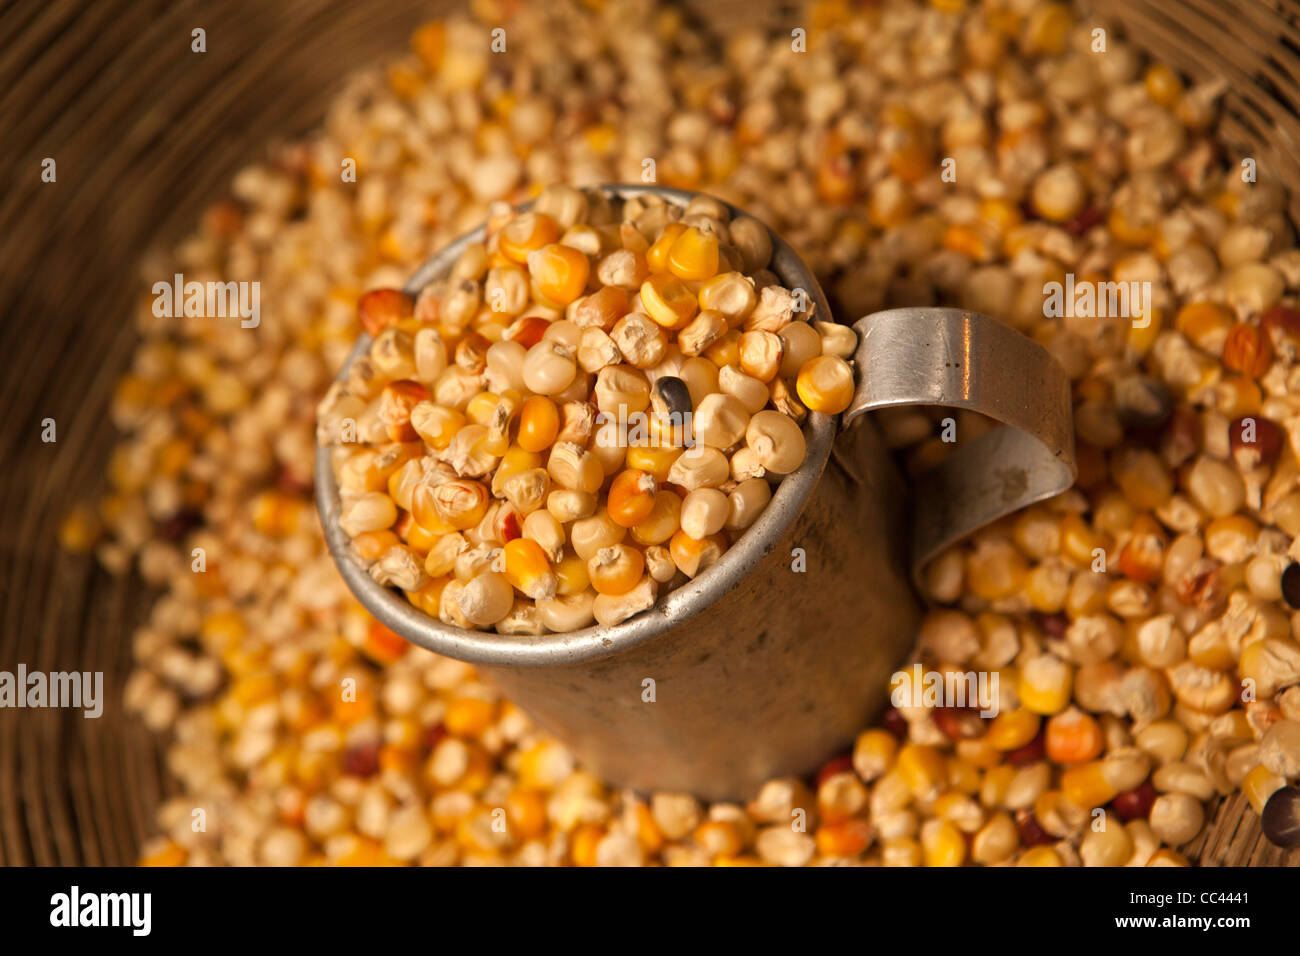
[1,0,1296,866]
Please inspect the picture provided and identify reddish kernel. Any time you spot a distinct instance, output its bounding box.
[1111,781,1157,822]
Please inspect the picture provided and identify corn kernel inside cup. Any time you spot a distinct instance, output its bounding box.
[318,186,856,632]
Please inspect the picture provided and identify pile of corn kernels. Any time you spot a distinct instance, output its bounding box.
[67,0,1300,865]
[320,186,858,632]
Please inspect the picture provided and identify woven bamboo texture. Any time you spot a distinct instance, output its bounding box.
[1,0,1298,865]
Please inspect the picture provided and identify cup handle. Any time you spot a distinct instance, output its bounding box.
[842,307,1077,587]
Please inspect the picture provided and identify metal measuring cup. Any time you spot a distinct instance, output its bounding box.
[316,184,1075,801]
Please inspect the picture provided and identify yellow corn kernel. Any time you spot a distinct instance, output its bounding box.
[570,824,605,867]
[1242,765,1285,815]
[1175,301,1234,354]
[502,538,557,599]
[625,445,682,484]
[411,404,465,449]
[978,196,1022,235]
[879,835,921,866]
[895,744,946,799]
[965,540,1028,599]
[1018,655,1073,715]
[407,577,450,617]
[354,529,401,563]
[1128,304,1163,354]
[252,491,305,537]
[444,696,497,738]
[646,222,687,273]
[703,328,742,367]
[921,819,967,867]
[693,819,744,858]
[1112,449,1173,511]
[1144,63,1183,108]
[505,787,548,840]
[1023,2,1072,54]
[1060,761,1119,811]
[852,728,899,781]
[957,736,1002,770]
[1059,513,1109,568]
[1186,622,1235,672]
[795,355,855,414]
[942,222,995,262]
[984,708,1041,751]
[1146,849,1190,867]
[553,550,590,595]
[1018,846,1064,867]
[494,446,544,487]
[631,490,682,546]
[498,211,560,264]
[947,758,982,796]
[640,273,699,330]
[517,395,560,452]
[980,765,1017,808]
[528,244,590,306]
[666,226,720,282]
[138,839,187,867]
[398,515,439,555]
[465,390,501,425]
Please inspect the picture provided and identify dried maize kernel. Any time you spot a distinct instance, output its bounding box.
[795,354,855,414]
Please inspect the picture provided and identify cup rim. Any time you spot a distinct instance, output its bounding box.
[315,183,836,667]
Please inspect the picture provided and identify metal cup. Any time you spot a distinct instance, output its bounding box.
[316,185,1076,801]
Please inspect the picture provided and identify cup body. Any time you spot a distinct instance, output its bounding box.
[476,416,918,800]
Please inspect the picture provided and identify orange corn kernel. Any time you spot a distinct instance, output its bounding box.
[364,619,409,663]
[815,819,873,857]
[498,212,560,264]
[1044,708,1103,764]
[528,244,590,306]
[358,288,414,337]
[608,469,658,527]
[646,222,687,273]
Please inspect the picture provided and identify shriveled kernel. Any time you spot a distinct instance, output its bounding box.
[592,575,657,626]
[668,530,726,578]
[547,442,604,495]
[610,313,669,369]
[738,330,784,382]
